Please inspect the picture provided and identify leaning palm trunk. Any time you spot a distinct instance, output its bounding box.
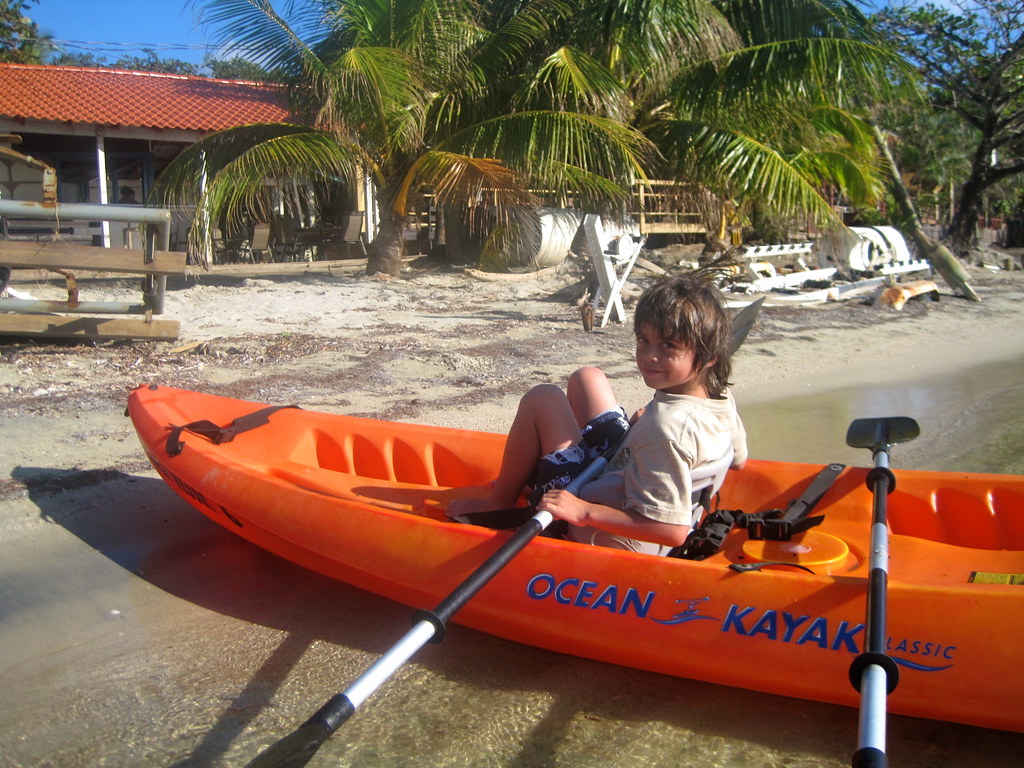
[872,123,980,302]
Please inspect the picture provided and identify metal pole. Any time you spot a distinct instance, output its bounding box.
[0,200,175,316]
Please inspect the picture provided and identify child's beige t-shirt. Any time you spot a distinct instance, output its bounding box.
[578,388,747,527]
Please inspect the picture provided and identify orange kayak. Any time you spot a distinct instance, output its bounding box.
[127,384,1024,732]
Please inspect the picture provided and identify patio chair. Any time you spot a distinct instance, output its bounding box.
[242,224,273,263]
[339,212,367,257]
[582,213,646,327]
[272,216,308,261]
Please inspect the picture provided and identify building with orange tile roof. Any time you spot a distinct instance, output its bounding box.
[0,63,290,135]
[0,63,292,247]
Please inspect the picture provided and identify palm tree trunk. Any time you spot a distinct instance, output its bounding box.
[871,123,980,302]
[366,214,406,276]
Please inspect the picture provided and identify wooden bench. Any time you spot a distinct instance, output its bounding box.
[0,241,187,340]
[1,240,186,275]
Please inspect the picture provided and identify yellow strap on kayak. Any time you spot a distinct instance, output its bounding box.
[969,571,1024,585]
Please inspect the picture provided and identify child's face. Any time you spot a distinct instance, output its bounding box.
[634,323,708,396]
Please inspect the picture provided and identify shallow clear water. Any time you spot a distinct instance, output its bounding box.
[4,358,1023,767]
[741,353,1024,475]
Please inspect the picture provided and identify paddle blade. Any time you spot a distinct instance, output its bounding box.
[244,721,331,768]
[729,296,765,355]
[245,694,355,768]
[846,417,920,451]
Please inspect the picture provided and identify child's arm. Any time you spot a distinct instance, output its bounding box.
[538,489,690,547]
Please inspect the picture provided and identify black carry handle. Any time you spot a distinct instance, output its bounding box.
[165,404,298,456]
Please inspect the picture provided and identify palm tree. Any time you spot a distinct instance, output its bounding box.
[159,0,655,274]
[515,0,910,240]
[159,0,908,273]
[640,0,910,238]
[870,120,979,301]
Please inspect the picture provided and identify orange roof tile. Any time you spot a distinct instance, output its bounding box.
[0,63,292,132]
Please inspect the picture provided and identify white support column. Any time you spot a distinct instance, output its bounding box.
[198,150,212,264]
[362,171,378,240]
[95,132,111,247]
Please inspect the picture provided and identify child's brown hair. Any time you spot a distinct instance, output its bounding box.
[633,275,733,398]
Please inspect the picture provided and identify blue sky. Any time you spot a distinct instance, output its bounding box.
[30,1,212,64]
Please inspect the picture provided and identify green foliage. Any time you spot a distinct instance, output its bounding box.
[158,0,914,272]
[871,0,1024,244]
[48,49,199,74]
[0,0,50,63]
[48,47,267,80]
[48,51,106,68]
[206,55,269,81]
[110,50,200,75]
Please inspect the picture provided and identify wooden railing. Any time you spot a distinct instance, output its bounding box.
[0,200,186,340]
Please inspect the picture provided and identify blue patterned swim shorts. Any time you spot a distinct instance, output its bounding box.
[527,407,629,506]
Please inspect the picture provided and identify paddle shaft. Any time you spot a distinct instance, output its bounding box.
[852,448,896,768]
[246,446,615,768]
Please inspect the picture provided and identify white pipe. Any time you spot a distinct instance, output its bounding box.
[95,134,111,247]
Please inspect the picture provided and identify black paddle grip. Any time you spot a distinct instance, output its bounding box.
[848,652,900,695]
[852,746,886,768]
[865,466,896,494]
[412,609,448,643]
[306,693,357,733]
[417,515,547,642]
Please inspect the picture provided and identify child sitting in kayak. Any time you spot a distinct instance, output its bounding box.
[447,274,747,555]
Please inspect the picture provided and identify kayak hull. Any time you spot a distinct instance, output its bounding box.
[127,385,1024,732]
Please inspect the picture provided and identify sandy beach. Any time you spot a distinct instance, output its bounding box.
[2,251,1024,766]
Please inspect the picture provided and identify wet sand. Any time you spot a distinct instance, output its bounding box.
[2,256,1024,766]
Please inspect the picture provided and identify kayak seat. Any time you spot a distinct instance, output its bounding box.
[689,447,735,528]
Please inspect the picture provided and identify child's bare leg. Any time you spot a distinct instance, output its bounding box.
[448,383,578,515]
[567,366,619,427]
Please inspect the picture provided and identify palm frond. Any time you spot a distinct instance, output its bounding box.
[660,120,841,225]
[443,110,654,186]
[154,124,359,244]
[192,0,329,76]
[677,39,905,119]
[521,46,628,116]
[152,123,320,204]
[399,151,537,226]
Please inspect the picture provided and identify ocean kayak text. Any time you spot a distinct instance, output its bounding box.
[525,572,955,670]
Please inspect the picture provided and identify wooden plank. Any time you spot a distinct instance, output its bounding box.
[638,222,706,234]
[0,313,180,341]
[0,241,186,275]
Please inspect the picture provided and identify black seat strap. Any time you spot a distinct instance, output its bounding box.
[165,404,299,456]
[671,462,846,560]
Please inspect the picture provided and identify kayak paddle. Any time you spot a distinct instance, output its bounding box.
[243,439,620,768]
[845,416,919,768]
[245,293,762,767]
[728,296,764,355]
